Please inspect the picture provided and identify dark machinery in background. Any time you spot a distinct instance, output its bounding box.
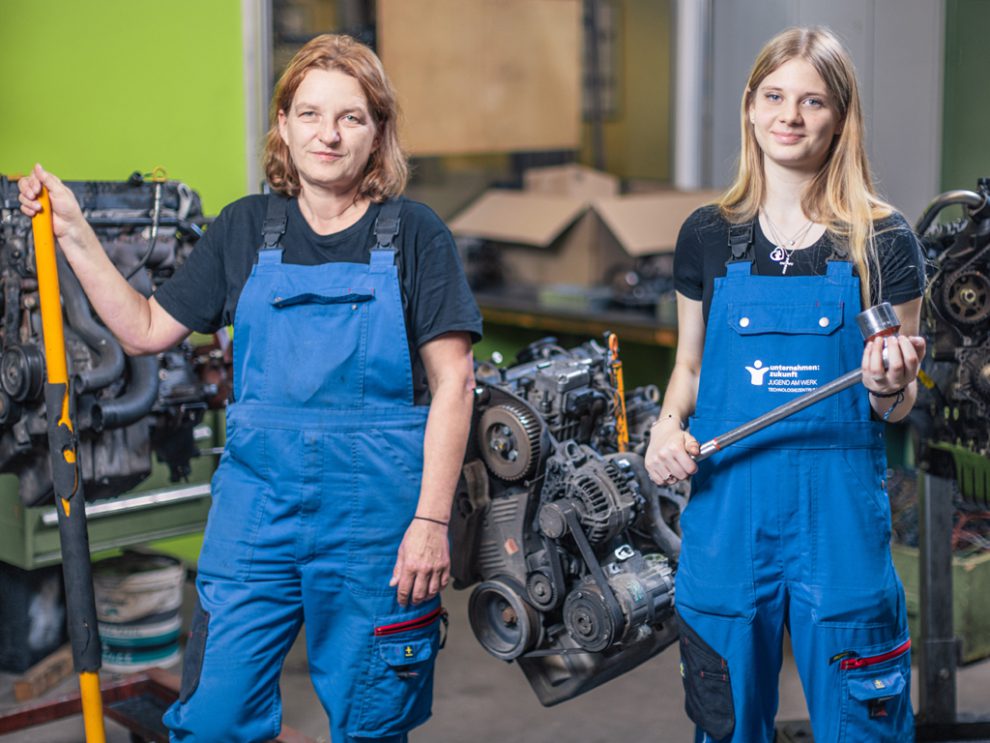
[913,178,990,499]
[902,180,990,741]
[450,337,684,706]
[606,254,675,312]
[0,174,226,507]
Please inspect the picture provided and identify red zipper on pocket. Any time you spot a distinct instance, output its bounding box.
[838,639,911,670]
[374,606,445,637]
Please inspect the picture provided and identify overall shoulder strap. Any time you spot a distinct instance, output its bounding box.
[260,193,288,251]
[369,198,404,272]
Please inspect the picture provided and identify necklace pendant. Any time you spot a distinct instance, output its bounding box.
[769,246,786,262]
[780,254,794,273]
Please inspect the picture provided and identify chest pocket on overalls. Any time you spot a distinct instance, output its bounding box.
[266,287,375,407]
[722,300,845,422]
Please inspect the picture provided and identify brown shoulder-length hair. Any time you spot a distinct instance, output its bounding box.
[263,34,408,201]
[720,26,894,306]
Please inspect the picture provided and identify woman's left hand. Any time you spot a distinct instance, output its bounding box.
[862,334,927,394]
[390,519,451,606]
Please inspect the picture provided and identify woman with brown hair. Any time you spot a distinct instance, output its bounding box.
[645,27,925,742]
[20,33,480,743]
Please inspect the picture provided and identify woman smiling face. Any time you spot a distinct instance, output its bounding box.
[277,67,379,196]
[748,57,842,175]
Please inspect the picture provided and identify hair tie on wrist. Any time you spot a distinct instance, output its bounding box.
[870,386,906,399]
[876,389,907,422]
[414,515,449,526]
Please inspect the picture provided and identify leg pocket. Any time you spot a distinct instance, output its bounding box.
[839,638,913,742]
[676,610,735,740]
[179,604,209,703]
[350,601,446,738]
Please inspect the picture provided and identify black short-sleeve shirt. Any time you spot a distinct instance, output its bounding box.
[673,205,927,323]
[154,195,483,405]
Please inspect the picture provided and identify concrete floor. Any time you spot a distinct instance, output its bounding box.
[2,581,990,742]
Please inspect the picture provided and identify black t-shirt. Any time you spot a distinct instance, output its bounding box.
[154,194,483,405]
[673,205,927,323]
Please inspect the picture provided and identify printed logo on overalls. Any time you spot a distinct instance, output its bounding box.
[746,360,821,393]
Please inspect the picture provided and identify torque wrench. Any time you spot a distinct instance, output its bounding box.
[695,302,900,461]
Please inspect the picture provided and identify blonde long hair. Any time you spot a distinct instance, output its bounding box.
[263,34,408,201]
[719,27,891,306]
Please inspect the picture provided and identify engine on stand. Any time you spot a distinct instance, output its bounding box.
[450,337,684,706]
[0,173,227,507]
[913,178,990,501]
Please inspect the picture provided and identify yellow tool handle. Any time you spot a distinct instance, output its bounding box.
[30,186,106,743]
[32,188,70,388]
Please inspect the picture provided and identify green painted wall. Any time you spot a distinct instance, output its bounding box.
[0,0,246,215]
[941,0,990,192]
[580,0,672,181]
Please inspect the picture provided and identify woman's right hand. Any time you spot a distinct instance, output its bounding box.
[645,416,700,485]
[18,164,90,249]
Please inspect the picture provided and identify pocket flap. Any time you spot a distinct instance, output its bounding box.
[727,301,843,336]
[379,637,436,667]
[271,288,374,308]
[847,668,906,701]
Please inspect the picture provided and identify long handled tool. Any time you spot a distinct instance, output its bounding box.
[696,302,901,461]
[32,187,107,743]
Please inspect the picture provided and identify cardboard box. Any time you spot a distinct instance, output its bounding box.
[449,164,719,287]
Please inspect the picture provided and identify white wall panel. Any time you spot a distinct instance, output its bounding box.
[707,0,943,220]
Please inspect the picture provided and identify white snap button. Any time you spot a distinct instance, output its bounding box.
[739,317,750,328]
[819,316,829,327]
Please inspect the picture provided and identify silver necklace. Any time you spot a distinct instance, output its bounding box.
[761,210,815,274]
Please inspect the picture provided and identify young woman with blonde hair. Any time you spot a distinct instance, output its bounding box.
[646,26,925,742]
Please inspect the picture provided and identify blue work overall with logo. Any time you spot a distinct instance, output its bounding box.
[674,222,913,742]
[163,196,444,743]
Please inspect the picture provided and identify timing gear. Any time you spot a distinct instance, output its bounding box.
[477,402,542,481]
[940,268,990,325]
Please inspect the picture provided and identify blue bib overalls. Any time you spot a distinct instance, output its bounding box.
[164,198,443,743]
[675,227,914,742]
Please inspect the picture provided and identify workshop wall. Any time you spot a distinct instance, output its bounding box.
[579,0,672,182]
[941,0,990,193]
[0,0,246,214]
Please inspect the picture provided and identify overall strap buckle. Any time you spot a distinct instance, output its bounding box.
[260,193,288,252]
[727,220,755,261]
[373,198,402,249]
[370,198,403,271]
